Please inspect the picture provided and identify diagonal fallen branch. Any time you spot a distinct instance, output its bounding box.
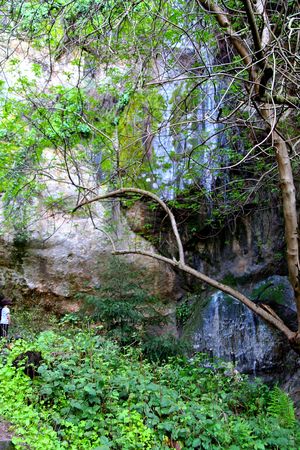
[73,187,298,347]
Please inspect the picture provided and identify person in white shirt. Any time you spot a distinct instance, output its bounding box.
[0,298,12,338]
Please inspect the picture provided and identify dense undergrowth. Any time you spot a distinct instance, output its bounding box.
[0,327,299,450]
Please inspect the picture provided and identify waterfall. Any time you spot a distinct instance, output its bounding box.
[151,75,184,198]
[198,48,218,192]
[191,284,292,374]
[152,40,221,198]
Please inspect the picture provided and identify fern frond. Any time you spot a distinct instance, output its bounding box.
[267,386,296,428]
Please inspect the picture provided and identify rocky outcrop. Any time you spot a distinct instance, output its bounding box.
[0,420,14,450]
[0,154,180,315]
[0,209,179,313]
[185,276,299,375]
[191,205,286,284]
[125,194,287,285]
[125,199,300,377]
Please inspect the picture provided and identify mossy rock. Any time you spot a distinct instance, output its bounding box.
[250,278,288,306]
[0,442,15,450]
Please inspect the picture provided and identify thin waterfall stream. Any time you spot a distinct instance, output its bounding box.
[151,37,221,198]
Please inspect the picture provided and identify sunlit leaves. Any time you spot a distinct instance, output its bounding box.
[0,0,294,228]
[0,329,299,449]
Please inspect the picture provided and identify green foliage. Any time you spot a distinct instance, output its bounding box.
[0,83,97,226]
[0,338,62,449]
[221,274,238,288]
[76,257,170,349]
[176,296,195,326]
[267,386,296,428]
[77,256,190,361]
[10,305,59,339]
[141,334,188,362]
[0,330,299,449]
[250,282,286,305]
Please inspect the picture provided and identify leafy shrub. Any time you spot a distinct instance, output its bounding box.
[0,330,299,449]
[11,305,59,339]
[267,386,296,428]
[76,257,187,360]
[77,257,165,344]
[176,296,195,326]
[141,334,189,362]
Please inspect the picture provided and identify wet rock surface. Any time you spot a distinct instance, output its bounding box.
[0,421,14,450]
[282,368,300,419]
[0,442,14,450]
[185,276,300,376]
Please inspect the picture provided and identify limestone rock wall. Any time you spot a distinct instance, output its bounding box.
[0,218,179,318]
[0,157,180,315]
[0,204,179,311]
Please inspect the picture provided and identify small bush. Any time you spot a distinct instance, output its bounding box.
[76,257,184,359]
[141,334,189,362]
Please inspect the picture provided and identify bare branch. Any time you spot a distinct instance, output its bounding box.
[73,187,185,264]
[112,249,295,340]
[241,0,265,65]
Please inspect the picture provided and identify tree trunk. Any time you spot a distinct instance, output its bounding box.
[260,105,300,335]
[197,0,300,342]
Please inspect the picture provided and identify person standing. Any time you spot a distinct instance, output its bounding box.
[0,299,12,338]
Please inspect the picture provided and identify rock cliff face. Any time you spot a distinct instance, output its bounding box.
[0,158,180,316]
[125,197,287,284]
[190,205,286,284]
[186,276,299,376]
[0,215,179,313]
[0,39,181,321]
[125,199,300,372]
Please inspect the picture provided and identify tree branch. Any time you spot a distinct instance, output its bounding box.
[112,249,295,341]
[73,189,297,343]
[73,187,185,264]
[261,93,300,108]
[241,0,264,66]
